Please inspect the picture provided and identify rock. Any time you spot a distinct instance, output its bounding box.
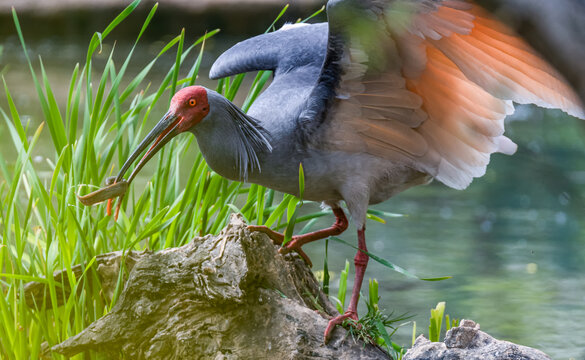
[23,249,149,309]
[48,214,390,360]
[26,216,554,360]
[404,319,551,360]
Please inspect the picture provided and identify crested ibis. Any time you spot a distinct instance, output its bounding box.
[109,0,585,342]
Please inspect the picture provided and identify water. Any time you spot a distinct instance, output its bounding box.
[2,38,585,360]
[313,175,585,359]
[305,112,585,359]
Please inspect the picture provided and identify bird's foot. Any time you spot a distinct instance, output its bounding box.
[247,225,313,267]
[277,236,315,268]
[323,310,359,343]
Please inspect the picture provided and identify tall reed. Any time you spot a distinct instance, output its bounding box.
[0,2,326,358]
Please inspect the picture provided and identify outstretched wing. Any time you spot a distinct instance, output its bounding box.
[303,0,584,190]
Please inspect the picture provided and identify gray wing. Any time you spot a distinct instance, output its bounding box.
[209,23,328,80]
[209,23,329,136]
[300,0,584,190]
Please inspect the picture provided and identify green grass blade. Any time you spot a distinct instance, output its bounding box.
[39,56,67,154]
[87,0,141,57]
[298,162,305,202]
[336,260,350,313]
[330,237,452,281]
[136,2,158,44]
[170,28,185,99]
[300,5,325,23]
[282,207,298,247]
[323,238,330,295]
[266,5,289,32]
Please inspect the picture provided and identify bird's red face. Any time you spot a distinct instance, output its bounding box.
[115,86,210,183]
[170,86,210,133]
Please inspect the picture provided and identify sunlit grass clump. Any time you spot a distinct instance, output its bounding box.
[0,2,329,358]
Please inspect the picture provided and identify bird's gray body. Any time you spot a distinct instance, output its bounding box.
[199,0,583,228]
[114,0,583,339]
[204,23,428,226]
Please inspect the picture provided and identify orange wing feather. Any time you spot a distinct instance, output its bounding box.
[325,0,584,190]
[407,3,584,188]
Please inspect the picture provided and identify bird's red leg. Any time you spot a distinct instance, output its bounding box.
[324,226,369,343]
[248,207,349,267]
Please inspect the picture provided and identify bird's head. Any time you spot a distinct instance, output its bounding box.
[115,85,211,183]
[169,85,211,132]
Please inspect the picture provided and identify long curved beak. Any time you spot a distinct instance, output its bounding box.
[116,111,181,184]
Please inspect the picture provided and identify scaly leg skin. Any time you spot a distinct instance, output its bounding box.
[248,207,349,268]
[324,226,369,343]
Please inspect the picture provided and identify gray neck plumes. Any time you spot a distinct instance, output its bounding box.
[192,90,272,181]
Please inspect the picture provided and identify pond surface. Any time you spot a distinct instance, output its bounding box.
[1,37,585,360]
[305,110,585,359]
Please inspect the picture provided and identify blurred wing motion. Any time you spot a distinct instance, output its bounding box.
[306,0,585,190]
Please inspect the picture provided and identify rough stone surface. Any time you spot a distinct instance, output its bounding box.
[24,249,148,309]
[47,214,390,360]
[404,319,551,360]
[25,216,555,359]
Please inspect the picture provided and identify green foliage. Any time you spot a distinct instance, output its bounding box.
[322,238,330,295]
[334,260,350,314]
[428,301,445,342]
[298,162,305,202]
[410,301,459,346]
[334,274,410,359]
[331,236,452,281]
[0,3,322,359]
[354,279,411,358]
[445,313,458,331]
[428,301,460,342]
[282,163,306,247]
[329,263,457,358]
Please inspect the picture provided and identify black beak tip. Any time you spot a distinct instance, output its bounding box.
[115,111,181,184]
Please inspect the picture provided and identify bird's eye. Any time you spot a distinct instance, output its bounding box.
[188,98,197,107]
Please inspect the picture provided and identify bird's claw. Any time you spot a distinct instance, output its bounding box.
[247,225,313,267]
[278,243,312,268]
[323,310,359,344]
[247,225,284,244]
